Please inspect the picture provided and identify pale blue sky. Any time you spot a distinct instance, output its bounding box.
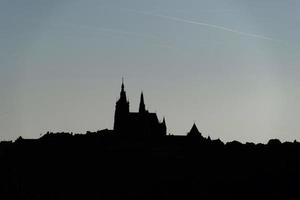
[1,0,300,142]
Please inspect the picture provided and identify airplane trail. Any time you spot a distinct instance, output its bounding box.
[125,9,276,41]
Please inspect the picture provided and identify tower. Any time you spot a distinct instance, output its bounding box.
[113,79,130,131]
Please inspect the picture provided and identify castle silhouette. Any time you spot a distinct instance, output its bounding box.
[1,81,300,200]
[113,80,167,136]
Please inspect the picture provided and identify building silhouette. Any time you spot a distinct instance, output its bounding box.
[2,81,300,200]
[113,80,166,136]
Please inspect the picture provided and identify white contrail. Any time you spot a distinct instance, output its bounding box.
[125,9,276,41]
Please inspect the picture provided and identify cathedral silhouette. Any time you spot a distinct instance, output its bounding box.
[113,80,167,136]
[2,82,300,200]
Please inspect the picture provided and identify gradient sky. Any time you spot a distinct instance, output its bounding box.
[1,0,300,143]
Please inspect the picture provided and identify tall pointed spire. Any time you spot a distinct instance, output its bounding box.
[119,78,127,101]
[121,77,124,91]
[139,92,146,113]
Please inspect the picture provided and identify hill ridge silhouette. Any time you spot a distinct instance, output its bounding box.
[1,131,300,199]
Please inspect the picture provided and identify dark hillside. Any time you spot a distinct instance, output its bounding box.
[0,133,299,200]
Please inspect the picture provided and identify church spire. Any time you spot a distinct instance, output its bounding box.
[139,92,146,113]
[121,77,124,91]
[119,78,127,102]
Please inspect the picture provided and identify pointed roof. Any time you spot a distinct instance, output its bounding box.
[140,92,144,103]
[121,77,124,91]
[187,123,202,136]
[139,92,146,113]
[118,78,127,102]
[161,117,166,127]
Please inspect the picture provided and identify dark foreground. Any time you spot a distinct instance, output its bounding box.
[0,133,299,200]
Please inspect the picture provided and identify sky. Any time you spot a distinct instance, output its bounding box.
[1,0,300,143]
